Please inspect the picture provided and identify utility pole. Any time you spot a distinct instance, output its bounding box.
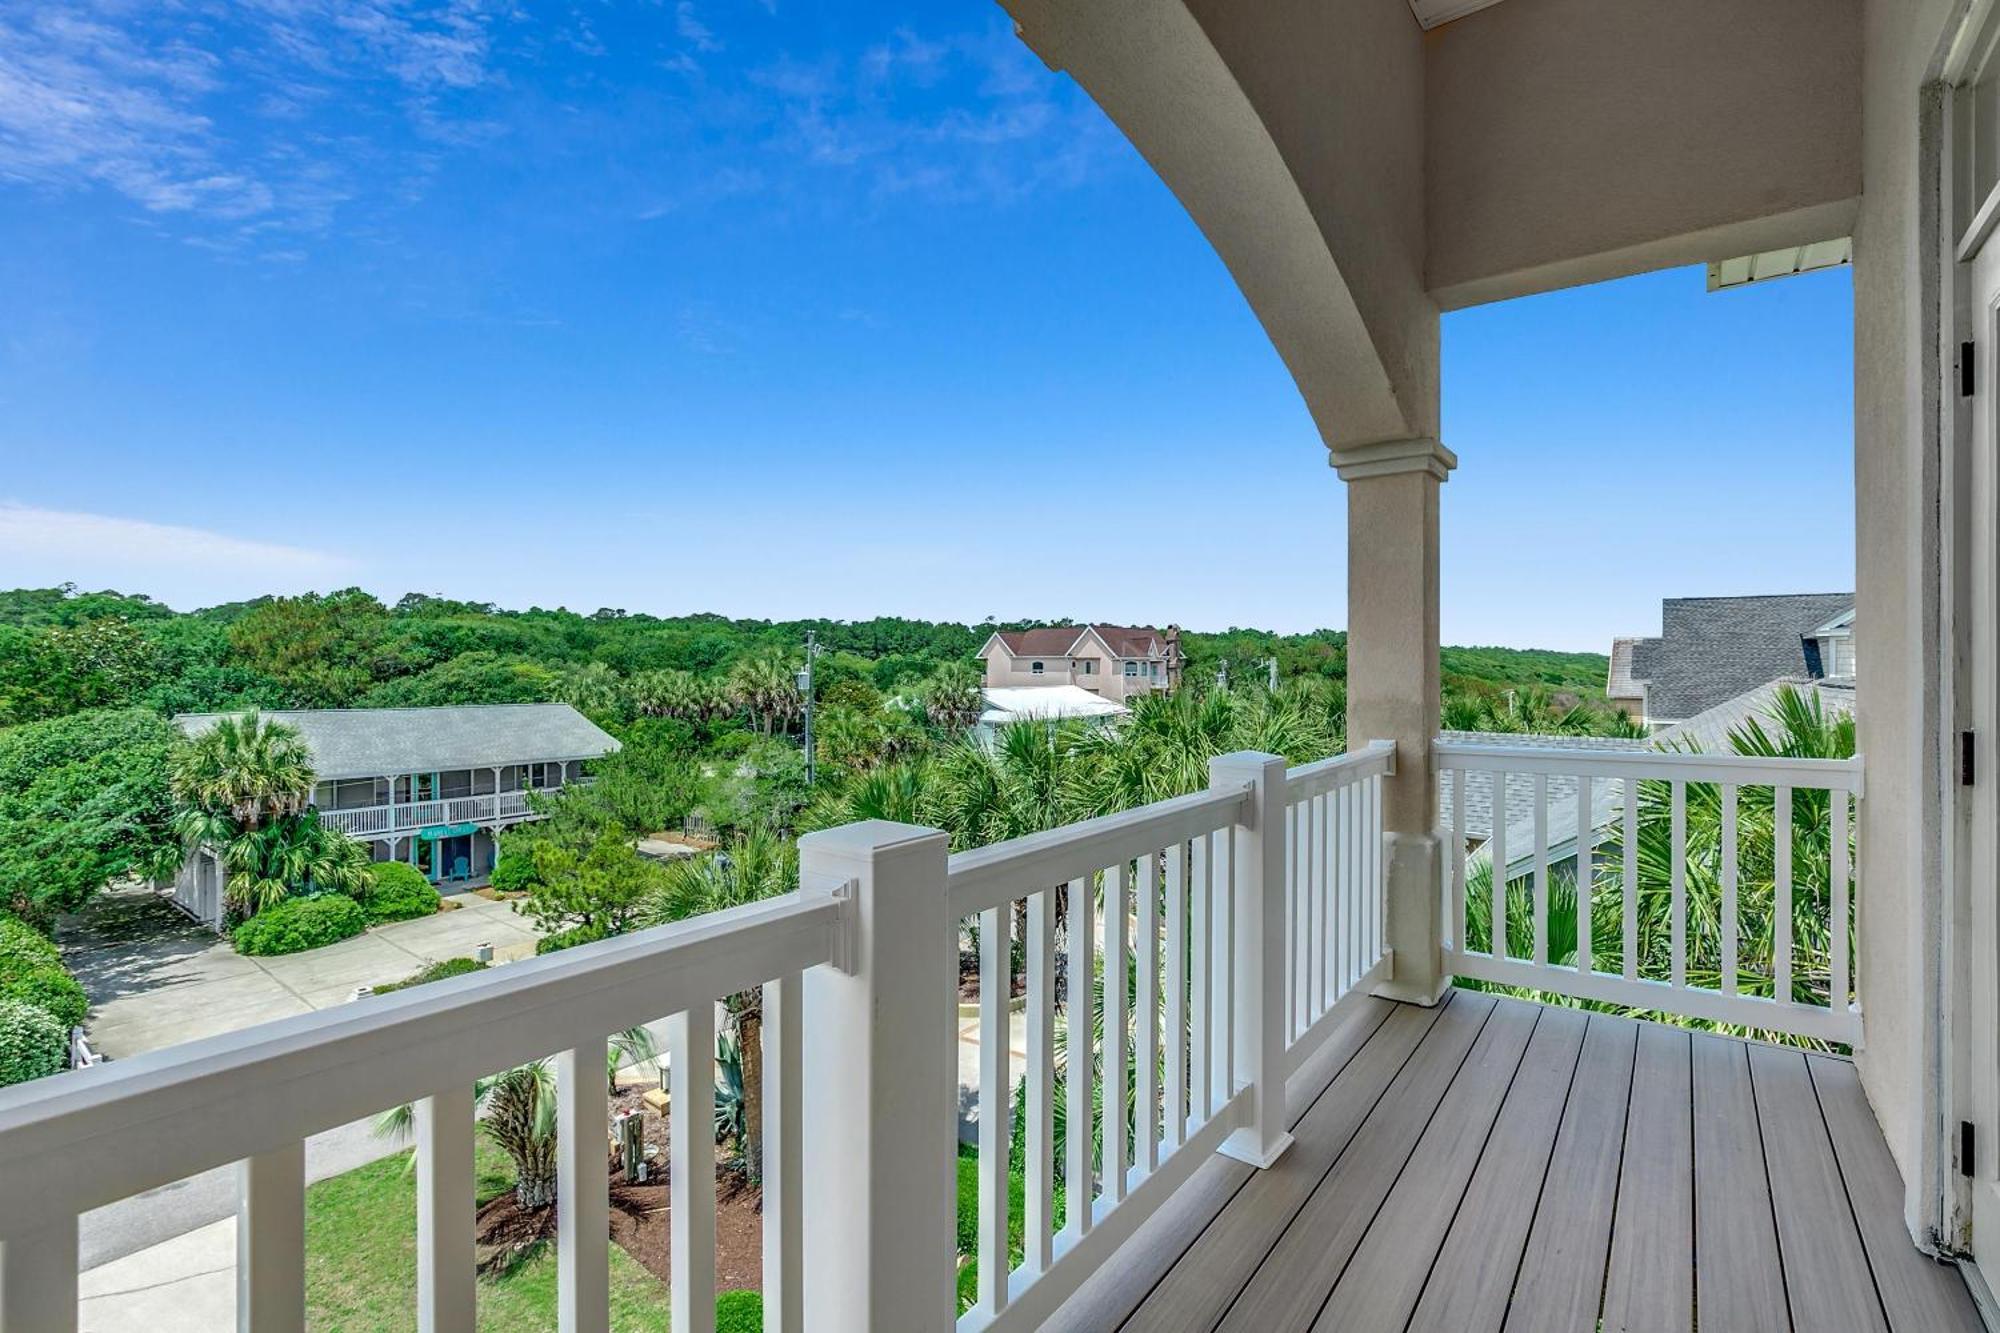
[796,630,819,786]
[1216,659,1229,691]
[1267,657,1280,691]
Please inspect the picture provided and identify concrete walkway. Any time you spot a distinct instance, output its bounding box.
[61,885,541,1060]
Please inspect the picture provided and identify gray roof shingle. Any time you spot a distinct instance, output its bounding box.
[1626,593,1853,721]
[174,703,619,780]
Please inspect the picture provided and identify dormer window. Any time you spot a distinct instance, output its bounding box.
[1031,661,1044,675]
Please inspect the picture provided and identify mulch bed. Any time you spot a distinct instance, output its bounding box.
[468,1078,765,1290]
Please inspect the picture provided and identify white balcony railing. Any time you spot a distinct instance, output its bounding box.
[320,787,549,837]
[0,739,1868,1330]
[1435,740,1865,1045]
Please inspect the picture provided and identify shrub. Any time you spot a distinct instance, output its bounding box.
[715,1290,763,1333]
[487,850,539,895]
[0,998,65,1086]
[0,917,88,1029]
[232,894,368,957]
[0,965,87,1030]
[535,922,608,956]
[0,916,61,969]
[362,861,440,923]
[373,957,487,994]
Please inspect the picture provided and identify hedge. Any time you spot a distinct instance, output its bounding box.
[0,998,66,1087]
[232,894,369,957]
[362,861,441,924]
[373,957,487,994]
[0,917,88,1031]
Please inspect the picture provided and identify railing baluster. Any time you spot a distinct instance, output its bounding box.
[1,1215,78,1333]
[1669,781,1687,989]
[238,1140,305,1333]
[556,1043,610,1333]
[1533,773,1550,967]
[1311,791,1328,1013]
[670,1006,717,1333]
[1164,844,1189,1148]
[1296,792,1312,1032]
[1344,782,1359,985]
[416,1087,476,1333]
[1136,851,1161,1176]
[1722,784,1740,997]
[1190,845,1211,1122]
[1210,830,1234,1111]
[1065,874,1096,1234]
[1370,774,1383,963]
[1575,775,1593,975]
[762,972,803,1333]
[1623,777,1639,981]
[1774,784,1793,1005]
[1025,888,1056,1272]
[1451,766,1467,957]
[1104,866,1129,1203]
[978,901,1013,1311]
[1491,771,1508,959]
[1832,790,1851,1016]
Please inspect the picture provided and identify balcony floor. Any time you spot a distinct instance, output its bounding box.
[1052,990,1978,1333]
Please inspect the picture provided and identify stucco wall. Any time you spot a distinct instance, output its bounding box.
[1853,0,1954,1242]
[1426,0,1863,308]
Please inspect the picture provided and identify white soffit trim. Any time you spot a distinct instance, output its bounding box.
[1407,0,1507,28]
[1706,237,1852,292]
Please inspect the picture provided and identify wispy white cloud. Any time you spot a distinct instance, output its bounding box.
[675,2,720,54]
[0,0,508,247]
[0,503,351,577]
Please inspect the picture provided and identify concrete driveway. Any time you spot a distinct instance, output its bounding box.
[61,885,542,1060]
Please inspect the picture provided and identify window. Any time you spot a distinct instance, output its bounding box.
[1123,661,1139,677]
[1078,660,1095,675]
[1031,660,1045,675]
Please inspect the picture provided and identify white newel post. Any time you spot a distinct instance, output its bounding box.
[1332,436,1455,1006]
[1210,752,1294,1169]
[796,820,956,1333]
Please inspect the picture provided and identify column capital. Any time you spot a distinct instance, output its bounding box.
[1327,436,1456,483]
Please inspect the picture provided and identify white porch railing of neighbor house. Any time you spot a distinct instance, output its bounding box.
[320,788,548,837]
[1435,739,1865,1046]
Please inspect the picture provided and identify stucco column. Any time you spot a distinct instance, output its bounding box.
[1334,436,1455,1005]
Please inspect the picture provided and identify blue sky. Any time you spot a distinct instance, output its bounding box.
[0,1,1853,651]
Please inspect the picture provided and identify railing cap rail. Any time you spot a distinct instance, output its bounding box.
[1432,739,1864,796]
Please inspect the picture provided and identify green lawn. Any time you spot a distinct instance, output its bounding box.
[304,1139,668,1331]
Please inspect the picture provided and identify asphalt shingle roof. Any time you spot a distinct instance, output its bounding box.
[1624,593,1853,721]
[1436,730,1652,844]
[174,703,619,780]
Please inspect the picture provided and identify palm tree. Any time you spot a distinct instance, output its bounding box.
[376,1028,657,1212]
[168,713,314,831]
[923,662,985,733]
[637,831,799,1177]
[555,662,623,717]
[728,654,801,736]
[219,811,372,916]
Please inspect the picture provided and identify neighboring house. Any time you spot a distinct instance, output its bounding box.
[169,703,619,928]
[979,624,1181,704]
[976,685,1129,743]
[1610,592,1855,729]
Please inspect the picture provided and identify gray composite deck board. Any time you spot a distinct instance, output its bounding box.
[1112,997,1423,1333]
[1600,1022,1694,1333]
[1692,1032,1790,1332]
[1494,1012,1641,1333]
[1748,1041,1890,1331]
[1806,1055,1984,1331]
[1095,992,1975,1333]
[1211,991,1499,1330]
